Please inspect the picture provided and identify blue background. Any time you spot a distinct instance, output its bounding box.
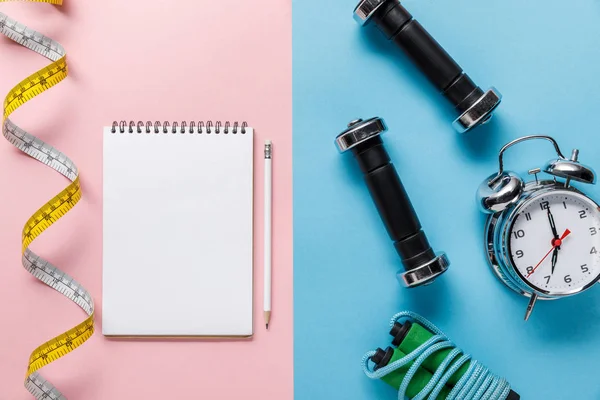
[293,0,600,399]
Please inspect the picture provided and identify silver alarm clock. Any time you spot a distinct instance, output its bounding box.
[478,135,600,320]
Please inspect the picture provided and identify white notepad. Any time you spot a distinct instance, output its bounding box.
[103,122,254,337]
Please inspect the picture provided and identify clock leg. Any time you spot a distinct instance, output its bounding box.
[524,293,538,321]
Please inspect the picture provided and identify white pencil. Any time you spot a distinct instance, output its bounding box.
[264,140,273,330]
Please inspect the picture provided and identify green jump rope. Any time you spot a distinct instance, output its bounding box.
[363,312,520,400]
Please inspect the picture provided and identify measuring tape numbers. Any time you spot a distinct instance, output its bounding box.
[1,2,95,399]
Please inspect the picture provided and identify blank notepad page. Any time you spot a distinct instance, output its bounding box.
[103,126,254,337]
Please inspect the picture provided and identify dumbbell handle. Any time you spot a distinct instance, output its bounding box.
[372,2,483,113]
[353,137,436,272]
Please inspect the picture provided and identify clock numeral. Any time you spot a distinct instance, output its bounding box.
[591,227,597,236]
[516,250,524,259]
[526,266,534,275]
[540,201,549,211]
[544,275,551,284]
[591,247,597,255]
[525,212,532,221]
[563,201,568,209]
[579,210,587,219]
[564,275,572,284]
[513,230,525,240]
[581,264,589,273]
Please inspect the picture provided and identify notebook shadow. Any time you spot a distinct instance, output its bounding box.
[103,336,254,343]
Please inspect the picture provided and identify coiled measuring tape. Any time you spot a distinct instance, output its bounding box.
[1,2,95,399]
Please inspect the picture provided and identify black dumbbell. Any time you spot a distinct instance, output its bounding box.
[336,117,449,287]
[354,0,501,133]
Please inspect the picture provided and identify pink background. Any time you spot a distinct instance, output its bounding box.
[0,1,293,399]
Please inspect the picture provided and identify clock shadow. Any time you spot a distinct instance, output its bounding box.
[529,289,600,342]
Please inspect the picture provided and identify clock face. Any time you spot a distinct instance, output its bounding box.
[508,190,600,296]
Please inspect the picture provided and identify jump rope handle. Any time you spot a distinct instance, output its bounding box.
[363,312,520,400]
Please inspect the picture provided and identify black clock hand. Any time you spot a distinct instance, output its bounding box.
[547,206,560,248]
[551,247,558,275]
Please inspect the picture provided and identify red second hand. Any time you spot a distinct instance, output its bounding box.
[527,229,571,278]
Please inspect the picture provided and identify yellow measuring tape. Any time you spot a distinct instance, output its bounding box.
[1,1,94,399]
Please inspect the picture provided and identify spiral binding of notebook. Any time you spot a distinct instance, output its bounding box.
[111,120,249,134]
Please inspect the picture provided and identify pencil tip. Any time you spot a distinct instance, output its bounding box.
[266,324,269,330]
